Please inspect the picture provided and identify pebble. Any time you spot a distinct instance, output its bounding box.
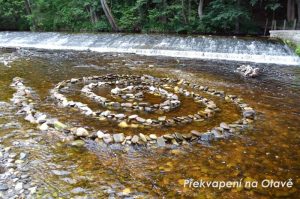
[52,170,71,176]
[191,130,202,137]
[113,133,125,143]
[0,184,9,191]
[38,122,49,131]
[19,152,27,160]
[118,121,129,128]
[75,127,89,137]
[220,122,230,130]
[139,133,147,142]
[157,137,166,147]
[15,182,23,191]
[70,140,85,147]
[131,135,139,144]
[149,134,157,139]
[103,134,113,144]
[96,131,105,139]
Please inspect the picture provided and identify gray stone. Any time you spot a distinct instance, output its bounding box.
[103,134,113,144]
[96,131,105,139]
[163,134,173,140]
[38,122,49,131]
[243,110,255,119]
[0,184,9,191]
[136,117,146,123]
[191,130,202,137]
[220,122,230,130]
[174,132,183,140]
[70,140,85,147]
[75,127,89,137]
[19,152,27,160]
[201,132,215,141]
[15,182,23,191]
[131,135,139,144]
[113,133,125,143]
[52,170,71,176]
[157,137,166,147]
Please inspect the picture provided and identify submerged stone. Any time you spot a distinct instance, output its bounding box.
[70,140,85,147]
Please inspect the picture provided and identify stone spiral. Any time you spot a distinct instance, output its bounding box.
[45,74,256,146]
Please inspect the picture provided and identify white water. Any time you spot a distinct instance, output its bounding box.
[0,31,299,65]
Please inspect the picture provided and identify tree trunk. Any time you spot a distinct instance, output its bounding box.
[99,0,119,31]
[296,0,300,20]
[198,0,204,19]
[24,0,36,30]
[287,0,295,21]
[235,0,240,33]
[181,0,188,24]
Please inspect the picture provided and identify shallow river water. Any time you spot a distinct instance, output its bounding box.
[0,48,300,198]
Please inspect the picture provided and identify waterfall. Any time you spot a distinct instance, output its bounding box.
[0,31,299,65]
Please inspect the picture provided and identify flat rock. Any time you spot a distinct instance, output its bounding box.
[103,134,113,144]
[0,184,9,191]
[70,140,85,147]
[220,122,230,130]
[191,130,202,137]
[76,127,89,137]
[52,170,71,176]
[54,121,67,131]
[139,133,147,142]
[157,137,166,147]
[113,133,125,143]
[96,131,105,139]
[149,134,157,139]
[131,135,139,143]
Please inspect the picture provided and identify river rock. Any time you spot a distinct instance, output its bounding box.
[54,121,67,130]
[70,140,85,147]
[15,182,23,191]
[96,131,105,139]
[19,152,27,160]
[0,184,9,191]
[201,132,215,141]
[38,122,49,131]
[243,110,255,119]
[149,134,157,139]
[136,117,145,123]
[25,114,36,123]
[157,137,166,147]
[158,116,166,122]
[191,130,202,137]
[118,121,129,128]
[220,122,230,130]
[76,127,89,137]
[52,170,71,176]
[139,133,147,142]
[131,135,139,144]
[103,134,113,144]
[113,133,125,143]
[128,115,138,120]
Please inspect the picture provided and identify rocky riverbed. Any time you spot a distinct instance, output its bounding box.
[0,48,299,198]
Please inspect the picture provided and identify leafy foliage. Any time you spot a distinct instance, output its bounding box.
[0,0,286,34]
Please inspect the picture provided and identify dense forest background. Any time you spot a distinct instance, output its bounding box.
[0,0,300,35]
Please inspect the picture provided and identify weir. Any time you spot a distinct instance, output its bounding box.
[0,32,299,65]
